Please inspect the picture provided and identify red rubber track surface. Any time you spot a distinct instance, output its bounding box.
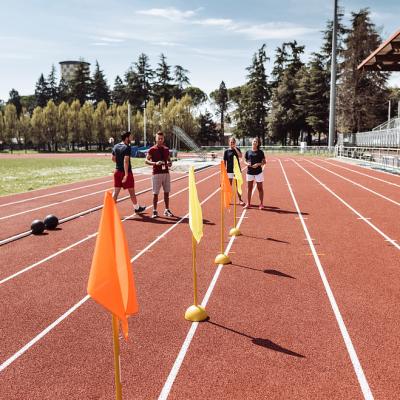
[0,171,184,241]
[0,156,399,399]
[322,157,400,185]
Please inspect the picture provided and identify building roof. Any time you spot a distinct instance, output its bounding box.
[357,29,400,71]
[59,60,90,65]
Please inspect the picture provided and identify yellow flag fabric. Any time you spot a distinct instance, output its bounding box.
[188,166,203,243]
[233,157,243,195]
[220,161,232,209]
[87,191,139,340]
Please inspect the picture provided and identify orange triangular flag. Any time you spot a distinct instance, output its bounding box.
[87,191,138,339]
[220,161,232,209]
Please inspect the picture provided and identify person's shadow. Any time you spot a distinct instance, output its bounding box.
[126,214,215,226]
[207,320,305,358]
[260,206,309,216]
[230,263,296,279]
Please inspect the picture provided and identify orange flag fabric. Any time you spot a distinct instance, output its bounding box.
[87,191,138,339]
[220,161,232,209]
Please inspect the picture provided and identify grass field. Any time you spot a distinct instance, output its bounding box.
[0,158,145,196]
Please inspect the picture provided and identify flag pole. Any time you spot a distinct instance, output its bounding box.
[214,172,231,265]
[229,178,241,236]
[185,234,208,322]
[112,315,122,400]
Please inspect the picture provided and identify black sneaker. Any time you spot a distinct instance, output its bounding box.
[164,209,173,217]
[134,205,146,214]
[151,210,158,219]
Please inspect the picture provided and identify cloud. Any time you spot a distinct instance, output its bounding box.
[195,18,235,28]
[98,37,125,43]
[137,7,197,21]
[234,23,318,40]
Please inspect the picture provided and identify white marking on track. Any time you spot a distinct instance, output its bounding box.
[280,160,374,400]
[0,184,221,372]
[157,185,256,400]
[293,160,400,251]
[304,159,400,207]
[0,168,219,286]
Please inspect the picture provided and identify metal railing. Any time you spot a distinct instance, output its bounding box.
[335,146,400,173]
[201,145,334,155]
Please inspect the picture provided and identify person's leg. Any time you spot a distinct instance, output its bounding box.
[247,180,253,206]
[164,192,169,209]
[257,182,264,206]
[113,187,121,202]
[127,187,137,205]
[153,194,158,210]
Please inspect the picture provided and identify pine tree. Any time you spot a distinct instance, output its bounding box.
[197,110,219,145]
[134,53,153,108]
[337,9,389,133]
[58,78,71,104]
[210,81,229,144]
[246,44,270,145]
[92,61,111,106]
[8,89,22,118]
[112,76,126,105]
[182,87,207,107]
[154,53,174,103]
[70,62,92,105]
[35,74,50,108]
[47,65,59,102]
[271,44,289,89]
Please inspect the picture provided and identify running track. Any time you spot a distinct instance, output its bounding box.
[0,156,399,399]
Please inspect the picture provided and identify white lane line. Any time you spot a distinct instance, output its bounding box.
[320,160,400,188]
[304,159,400,207]
[157,186,256,400]
[0,185,221,372]
[334,157,400,178]
[0,169,219,285]
[0,178,113,208]
[293,160,400,251]
[280,160,374,400]
[0,177,150,220]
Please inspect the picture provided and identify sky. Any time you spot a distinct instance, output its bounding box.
[1,0,399,103]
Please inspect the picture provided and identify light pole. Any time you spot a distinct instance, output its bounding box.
[328,0,338,150]
[127,101,131,132]
[143,100,147,146]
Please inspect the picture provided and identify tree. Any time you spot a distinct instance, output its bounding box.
[70,61,92,105]
[68,99,81,150]
[154,53,174,103]
[8,89,22,117]
[129,53,153,109]
[92,61,111,106]
[0,110,5,149]
[93,100,107,150]
[43,100,59,151]
[58,101,70,148]
[4,104,18,149]
[58,77,71,104]
[270,44,289,89]
[47,65,59,102]
[18,110,31,152]
[182,86,207,107]
[174,65,190,90]
[210,81,229,144]
[197,110,219,145]
[31,107,46,149]
[337,9,389,133]
[245,44,270,145]
[79,101,94,150]
[20,95,36,114]
[35,74,50,108]
[112,76,126,105]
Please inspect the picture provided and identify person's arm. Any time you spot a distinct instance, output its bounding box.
[261,150,266,166]
[234,147,242,159]
[122,155,129,183]
[111,149,116,163]
[145,151,162,166]
[244,151,252,167]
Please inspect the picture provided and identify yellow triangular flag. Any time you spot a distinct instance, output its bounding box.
[188,166,203,243]
[233,157,243,196]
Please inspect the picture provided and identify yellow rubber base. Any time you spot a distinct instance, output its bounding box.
[185,305,208,322]
[229,227,241,236]
[214,253,231,265]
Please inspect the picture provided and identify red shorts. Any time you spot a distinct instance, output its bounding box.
[114,171,134,189]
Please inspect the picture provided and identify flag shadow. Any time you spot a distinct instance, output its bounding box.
[241,234,289,244]
[207,321,305,358]
[230,263,296,279]
[260,206,309,216]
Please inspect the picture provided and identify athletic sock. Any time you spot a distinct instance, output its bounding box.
[134,204,139,210]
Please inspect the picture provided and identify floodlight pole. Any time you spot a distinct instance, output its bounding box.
[143,101,147,146]
[328,0,338,150]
